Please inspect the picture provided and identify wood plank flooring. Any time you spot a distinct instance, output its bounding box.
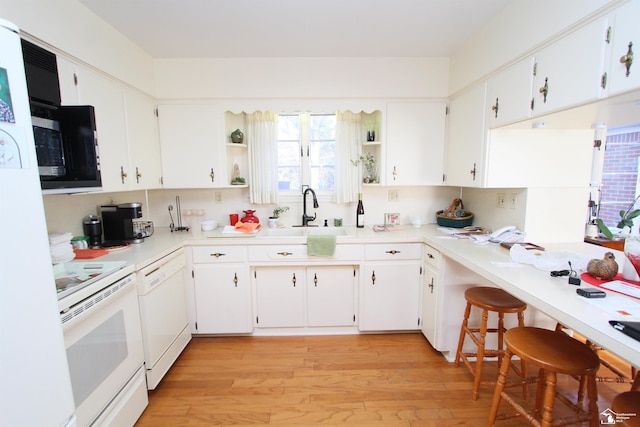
[135,333,631,426]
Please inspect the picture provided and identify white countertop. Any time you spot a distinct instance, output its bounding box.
[85,224,640,368]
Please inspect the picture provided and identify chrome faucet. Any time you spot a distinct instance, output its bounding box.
[301,187,319,226]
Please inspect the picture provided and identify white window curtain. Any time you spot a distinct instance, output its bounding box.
[247,111,279,204]
[335,110,362,204]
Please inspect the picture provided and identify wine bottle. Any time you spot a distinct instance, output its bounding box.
[356,193,365,228]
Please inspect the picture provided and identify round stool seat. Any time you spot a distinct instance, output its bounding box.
[488,327,601,426]
[464,287,526,312]
[506,327,600,375]
[612,391,640,427]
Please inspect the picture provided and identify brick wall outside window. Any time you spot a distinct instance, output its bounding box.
[599,130,640,229]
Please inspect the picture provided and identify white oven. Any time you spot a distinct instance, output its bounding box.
[60,266,148,427]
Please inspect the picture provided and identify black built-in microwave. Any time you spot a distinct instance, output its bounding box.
[31,103,102,193]
[22,39,102,193]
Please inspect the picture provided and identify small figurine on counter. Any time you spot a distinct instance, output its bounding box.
[587,252,619,280]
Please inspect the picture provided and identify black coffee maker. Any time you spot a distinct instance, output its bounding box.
[100,202,143,245]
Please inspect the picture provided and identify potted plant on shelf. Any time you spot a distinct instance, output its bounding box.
[268,206,289,228]
[596,195,640,239]
[351,153,378,183]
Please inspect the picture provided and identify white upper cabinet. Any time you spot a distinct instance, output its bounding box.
[124,89,162,190]
[484,129,593,188]
[385,102,446,186]
[532,17,610,116]
[607,0,640,96]
[58,59,130,192]
[486,57,535,128]
[157,104,225,188]
[58,57,162,191]
[445,83,488,188]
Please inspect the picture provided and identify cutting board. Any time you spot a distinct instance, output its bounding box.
[73,248,109,259]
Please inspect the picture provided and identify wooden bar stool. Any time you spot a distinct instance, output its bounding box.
[454,286,527,400]
[611,391,640,426]
[555,322,638,403]
[488,327,600,427]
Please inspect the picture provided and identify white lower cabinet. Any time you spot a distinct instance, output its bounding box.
[253,265,357,328]
[254,268,306,328]
[420,244,441,346]
[359,244,422,331]
[307,267,356,327]
[191,246,252,334]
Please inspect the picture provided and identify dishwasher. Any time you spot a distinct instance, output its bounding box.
[137,248,191,389]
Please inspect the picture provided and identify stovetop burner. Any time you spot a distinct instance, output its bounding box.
[54,261,127,300]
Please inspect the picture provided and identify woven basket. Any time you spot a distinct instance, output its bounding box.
[436,210,474,228]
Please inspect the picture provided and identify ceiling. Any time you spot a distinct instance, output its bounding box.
[79,0,512,58]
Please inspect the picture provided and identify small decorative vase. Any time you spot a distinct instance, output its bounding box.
[241,209,259,223]
[230,129,244,144]
[366,130,375,142]
[268,217,278,228]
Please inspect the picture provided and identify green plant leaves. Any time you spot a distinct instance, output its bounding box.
[596,218,613,239]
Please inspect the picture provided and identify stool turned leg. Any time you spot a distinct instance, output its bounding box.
[541,370,557,427]
[487,349,513,427]
[517,311,528,401]
[534,368,546,419]
[454,302,472,368]
[497,312,505,368]
[472,308,489,400]
[586,372,599,427]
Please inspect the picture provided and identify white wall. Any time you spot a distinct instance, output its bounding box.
[449,0,615,94]
[42,186,461,236]
[0,0,156,95]
[154,57,449,100]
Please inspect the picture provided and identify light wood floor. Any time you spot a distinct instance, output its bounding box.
[135,333,632,426]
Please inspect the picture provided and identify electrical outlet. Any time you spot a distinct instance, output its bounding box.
[215,192,223,203]
[497,193,506,208]
[509,193,518,209]
[388,190,399,201]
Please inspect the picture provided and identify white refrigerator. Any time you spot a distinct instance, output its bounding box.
[0,18,76,427]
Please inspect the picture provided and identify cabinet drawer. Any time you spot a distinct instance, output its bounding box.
[192,246,247,263]
[424,244,441,269]
[364,243,421,261]
[248,244,362,262]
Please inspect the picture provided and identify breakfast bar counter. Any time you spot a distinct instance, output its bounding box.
[422,227,640,369]
[88,224,640,368]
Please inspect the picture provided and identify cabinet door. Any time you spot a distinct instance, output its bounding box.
[56,56,80,105]
[124,89,162,189]
[72,67,131,192]
[307,266,356,327]
[254,268,305,328]
[420,264,438,346]
[445,83,487,187]
[486,57,534,128]
[608,0,640,96]
[385,102,446,185]
[193,264,252,334]
[532,18,609,116]
[359,262,421,331]
[157,104,224,188]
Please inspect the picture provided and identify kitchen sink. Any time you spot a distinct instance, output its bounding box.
[306,227,351,236]
[258,227,351,238]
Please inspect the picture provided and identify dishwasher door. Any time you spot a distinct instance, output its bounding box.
[137,248,191,389]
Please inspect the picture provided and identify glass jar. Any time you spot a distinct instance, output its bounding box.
[622,236,640,281]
